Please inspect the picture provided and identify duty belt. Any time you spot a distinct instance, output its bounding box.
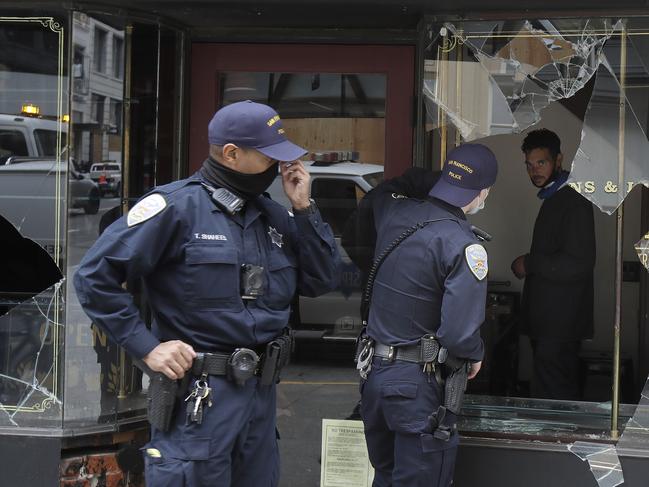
[193,332,293,387]
[192,352,229,376]
[372,336,441,364]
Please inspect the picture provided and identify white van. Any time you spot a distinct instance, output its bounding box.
[0,114,62,164]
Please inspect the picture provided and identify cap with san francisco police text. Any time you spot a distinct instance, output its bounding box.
[208,100,307,162]
[428,143,498,208]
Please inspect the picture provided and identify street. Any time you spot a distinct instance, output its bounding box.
[277,342,360,486]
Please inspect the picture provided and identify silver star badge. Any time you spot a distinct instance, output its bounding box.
[268,226,283,248]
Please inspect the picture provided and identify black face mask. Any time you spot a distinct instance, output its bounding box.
[201,156,279,200]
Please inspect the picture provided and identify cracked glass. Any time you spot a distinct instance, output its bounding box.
[424,20,616,143]
[459,395,635,440]
[617,376,649,454]
[636,230,649,271]
[424,19,649,214]
[0,16,68,430]
[0,283,64,428]
[423,17,649,442]
[569,441,624,487]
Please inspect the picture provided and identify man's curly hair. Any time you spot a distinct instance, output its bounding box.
[521,129,561,160]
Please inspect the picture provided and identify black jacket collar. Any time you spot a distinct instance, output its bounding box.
[427,196,466,220]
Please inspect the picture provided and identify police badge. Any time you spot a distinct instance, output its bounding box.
[268,226,283,248]
[465,244,488,281]
[127,193,167,227]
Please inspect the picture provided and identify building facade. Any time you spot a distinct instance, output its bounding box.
[0,2,648,486]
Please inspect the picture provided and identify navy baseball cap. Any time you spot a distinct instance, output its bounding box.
[429,143,498,207]
[208,100,307,162]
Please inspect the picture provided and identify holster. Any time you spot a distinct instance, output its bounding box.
[259,333,292,386]
[146,372,190,432]
[428,351,470,441]
[443,361,470,415]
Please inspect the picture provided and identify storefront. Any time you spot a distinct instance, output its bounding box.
[0,2,648,486]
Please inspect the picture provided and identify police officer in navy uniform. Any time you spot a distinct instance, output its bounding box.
[359,144,498,487]
[74,100,340,487]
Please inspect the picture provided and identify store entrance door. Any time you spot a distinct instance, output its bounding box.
[188,43,415,485]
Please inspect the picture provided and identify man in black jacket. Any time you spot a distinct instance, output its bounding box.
[511,129,595,400]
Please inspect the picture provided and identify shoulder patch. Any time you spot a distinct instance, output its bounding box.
[127,193,167,227]
[465,244,488,281]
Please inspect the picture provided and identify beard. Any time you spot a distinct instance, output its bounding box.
[530,169,560,188]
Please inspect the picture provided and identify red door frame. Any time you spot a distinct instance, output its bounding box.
[189,44,414,178]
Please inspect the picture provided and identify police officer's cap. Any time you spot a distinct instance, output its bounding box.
[429,143,498,207]
[208,101,307,162]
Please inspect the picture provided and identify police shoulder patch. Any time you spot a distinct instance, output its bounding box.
[127,193,167,227]
[465,243,488,281]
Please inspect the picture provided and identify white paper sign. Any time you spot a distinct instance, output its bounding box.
[320,419,375,487]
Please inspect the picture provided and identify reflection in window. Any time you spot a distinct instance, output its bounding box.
[112,37,123,79]
[109,98,122,134]
[219,72,388,165]
[221,72,386,118]
[312,178,364,236]
[0,129,28,163]
[34,129,57,157]
[93,27,107,74]
[91,93,105,123]
[363,172,383,188]
[0,16,66,426]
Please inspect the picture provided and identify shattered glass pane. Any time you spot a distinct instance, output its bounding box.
[617,376,649,454]
[568,53,649,214]
[426,18,649,212]
[0,160,67,272]
[460,395,635,441]
[569,441,624,487]
[424,19,619,142]
[0,283,64,428]
[0,16,68,431]
[636,231,649,271]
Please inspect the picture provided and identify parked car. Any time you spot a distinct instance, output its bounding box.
[89,161,122,196]
[267,152,384,348]
[0,158,101,260]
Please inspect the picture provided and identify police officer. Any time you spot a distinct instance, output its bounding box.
[359,144,498,487]
[73,100,340,487]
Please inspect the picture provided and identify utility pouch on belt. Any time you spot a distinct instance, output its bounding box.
[260,333,292,386]
[146,372,190,432]
[420,334,440,363]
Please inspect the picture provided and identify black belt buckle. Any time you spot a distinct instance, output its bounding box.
[227,348,260,387]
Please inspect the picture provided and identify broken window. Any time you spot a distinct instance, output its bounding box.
[424,19,649,214]
[423,18,649,449]
[0,16,67,428]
